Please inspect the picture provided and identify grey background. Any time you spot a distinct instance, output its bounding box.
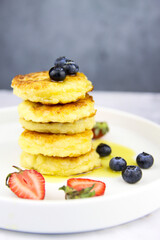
[0,0,160,92]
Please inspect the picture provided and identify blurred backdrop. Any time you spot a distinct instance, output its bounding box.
[0,0,160,91]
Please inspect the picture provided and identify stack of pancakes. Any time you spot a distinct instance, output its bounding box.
[11,71,101,176]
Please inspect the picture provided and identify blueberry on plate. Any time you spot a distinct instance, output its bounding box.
[63,63,79,75]
[136,152,154,169]
[96,143,112,157]
[109,157,127,171]
[49,67,66,81]
[122,165,142,184]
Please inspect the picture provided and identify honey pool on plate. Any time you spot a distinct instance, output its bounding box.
[44,140,137,182]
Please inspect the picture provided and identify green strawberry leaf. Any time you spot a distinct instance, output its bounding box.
[59,184,96,199]
[93,122,109,137]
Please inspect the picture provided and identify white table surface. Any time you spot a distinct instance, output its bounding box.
[0,90,160,240]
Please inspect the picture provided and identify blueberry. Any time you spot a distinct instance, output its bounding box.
[122,165,142,184]
[66,59,75,64]
[96,143,112,157]
[49,67,66,81]
[136,152,154,169]
[63,63,79,75]
[109,157,127,171]
[54,57,75,67]
[54,56,68,67]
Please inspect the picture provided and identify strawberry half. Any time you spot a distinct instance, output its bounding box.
[92,122,109,139]
[6,166,45,200]
[59,178,106,199]
[67,178,106,196]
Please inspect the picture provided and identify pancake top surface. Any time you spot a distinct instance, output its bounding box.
[11,71,93,104]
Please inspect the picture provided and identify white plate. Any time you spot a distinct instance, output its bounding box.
[0,106,160,234]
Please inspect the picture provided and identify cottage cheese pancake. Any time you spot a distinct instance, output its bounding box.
[20,149,101,176]
[20,116,95,134]
[11,71,93,104]
[18,94,95,123]
[19,130,93,157]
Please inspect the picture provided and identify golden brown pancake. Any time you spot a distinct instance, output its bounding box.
[18,94,96,123]
[11,71,93,104]
[19,129,93,157]
[20,149,101,176]
[19,116,95,134]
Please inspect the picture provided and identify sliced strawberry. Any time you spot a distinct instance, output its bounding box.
[92,122,109,139]
[93,130,104,139]
[6,166,45,200]
[67,178,106,197]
